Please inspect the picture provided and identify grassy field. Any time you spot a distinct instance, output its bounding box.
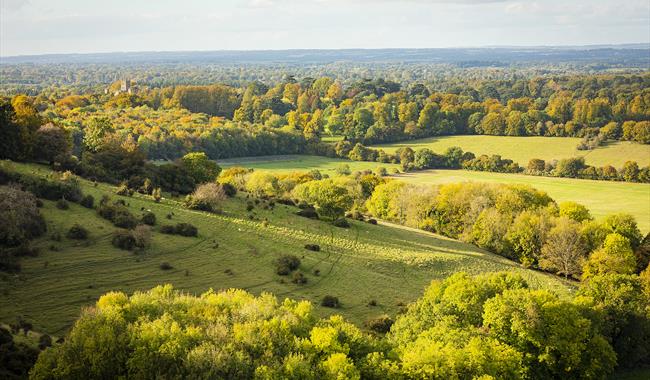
[220,155,650,233]
[0,161,572,336]
[395,169,650,233]
[372,135,650,168]
[220,154,400,174]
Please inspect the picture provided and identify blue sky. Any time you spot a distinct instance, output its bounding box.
[1,0,648,56]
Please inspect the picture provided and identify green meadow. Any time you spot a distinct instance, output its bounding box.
[372,135,650,168]
[0,162,572,336]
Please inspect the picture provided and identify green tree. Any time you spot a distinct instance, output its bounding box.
[180,152,221,184]
[539,217,587,278]
[84,117,113,153]
[582,233,637,280]
[293,179,354,220]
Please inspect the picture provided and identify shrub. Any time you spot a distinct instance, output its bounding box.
[141,211,156,226]
[333,218,350,228]
[296,208,319,219]
[276,254,301,275]
[97,201,138,229]
[185,183,226,212]
[367,219,378,225]
[346,211,365,221]
[55,198,69,210]
[80,195,94,209]
[221,183,237,197]
[111,230,136,250]
[132,225,152,249]
[115,183,133,196]
[304,244,320,252]
[321,295,340,308]
[365,315,394,334]
[175,223,198,237]
[160,225,176,234]
[160,223,198,237]
[292,272,307,284]
[159,262,173,270]
[112,212,139,229]
[66,224,88,240]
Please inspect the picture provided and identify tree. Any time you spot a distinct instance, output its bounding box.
[603,213,642,249]
[0,97,22,160]
[245,171,279,197]
[483,289,616,379]
[0,186,47,248]
[34,123,71,164]
[621,161,640,182]
[582,233,637,280]
[539,217,587,278]
[559,201,592,222]
[293,179,353,220]
[83,117,112,153]
[180,152,221,184]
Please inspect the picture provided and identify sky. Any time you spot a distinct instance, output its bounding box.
[1,0,649,57]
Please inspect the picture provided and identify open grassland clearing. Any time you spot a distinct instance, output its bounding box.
[372,135,650,168]
[219,154,400,173]
[0,162,571,336]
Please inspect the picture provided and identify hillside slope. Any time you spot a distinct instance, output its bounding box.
[0,162,572,335]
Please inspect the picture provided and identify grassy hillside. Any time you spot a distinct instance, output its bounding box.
[396,169,650,233]
[372,135,650,168]
[221,155,650,233]
[0,161,571,336]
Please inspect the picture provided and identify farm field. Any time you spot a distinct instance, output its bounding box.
[0,161,572,336]
[221,155,650,233]
[371,135,650,168]
[396,169,650,233]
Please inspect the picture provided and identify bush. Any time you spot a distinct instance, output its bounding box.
[112,212,139,229]
[111,230,136,250]
[159,262,173,270]
[221,182,237,197]
[276,254,301,275]
[141,211,156,226]
[321,295,340,308]
[55,198,69,210]
[365,315,394,334]
[132,225,152,249]
[292,271,307,284]
[367,219,378,225]
[160,225,176,234]
[80,195,94,209]
[97,201,138,229]
[115,183,133,196]
[304,244,320,252]
[66,224,88,240]
[333,218,350,228]
[175,223,198,237]
[185,183,226,212]
[296,208,319,219]
[160,223,198,237]
[346,211,365,221]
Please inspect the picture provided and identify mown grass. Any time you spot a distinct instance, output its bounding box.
[0,161,572,336]
[372,135,650,168]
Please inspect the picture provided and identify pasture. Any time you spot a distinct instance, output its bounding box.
[372,135,650,168]
[0,162,571,336]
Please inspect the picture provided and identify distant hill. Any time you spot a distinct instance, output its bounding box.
[2,45,649,65]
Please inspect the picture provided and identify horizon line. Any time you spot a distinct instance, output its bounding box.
[2,43,649,60]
